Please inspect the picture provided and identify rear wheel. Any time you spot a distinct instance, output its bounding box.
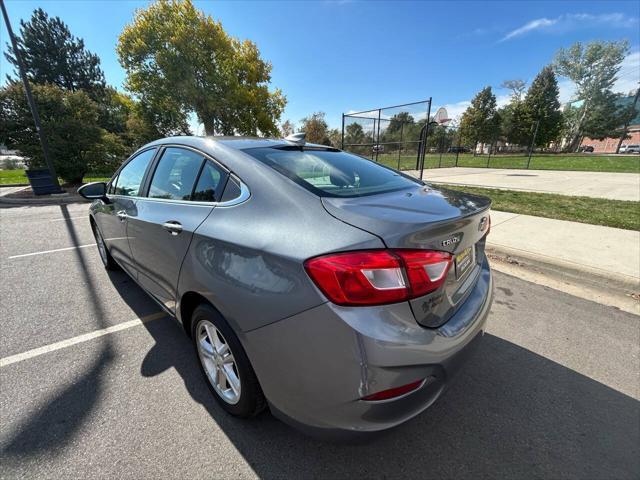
[91,221,118,270]
[192,304,266,417]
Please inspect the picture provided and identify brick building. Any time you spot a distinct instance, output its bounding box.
[580,94,640,153]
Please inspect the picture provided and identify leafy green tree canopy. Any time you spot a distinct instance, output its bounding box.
[4,8,106,99]
[459,86,501,147]
[1,83,106,183]
[386,112,415,135]
[344,122,365,145]
[554,40,630,150]
[299,112,331,145]
[521,65,562,147]
[117,0,286,137]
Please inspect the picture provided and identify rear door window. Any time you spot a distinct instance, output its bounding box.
[243,147,420,197]
[192,161,228,202]
[148,147,205,200]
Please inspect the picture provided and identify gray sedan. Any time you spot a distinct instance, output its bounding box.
[78,135,493,438]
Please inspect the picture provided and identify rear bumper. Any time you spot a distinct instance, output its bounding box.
[243,258,493,437]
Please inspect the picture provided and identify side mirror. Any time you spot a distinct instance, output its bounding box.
[78,181,108,201]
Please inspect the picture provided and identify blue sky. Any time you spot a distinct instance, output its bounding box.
[1,0,639,133]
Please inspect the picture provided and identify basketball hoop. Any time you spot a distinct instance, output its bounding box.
[434,107,450,126]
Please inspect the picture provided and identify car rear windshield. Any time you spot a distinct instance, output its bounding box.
[243,147,421,197]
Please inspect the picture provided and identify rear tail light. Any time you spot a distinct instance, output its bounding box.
[304,249,453,306]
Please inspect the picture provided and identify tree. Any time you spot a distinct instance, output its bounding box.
[280,120,295,137]
[520,66,562,148]
[459,86,501,150]
[386,112,415,135]
[4,8,105,99]
[98,88,190,150]
[0,83,109,183]
[327,128,341,148]
[501,79,526,102]
[117,0,286,136]
[344,122,365,145]
[299,112,331,145]
[554,40,629,151]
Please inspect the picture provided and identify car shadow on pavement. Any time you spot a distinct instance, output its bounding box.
[1,204,115,458]
[129,280,640,479]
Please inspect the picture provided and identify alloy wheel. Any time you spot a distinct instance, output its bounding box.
[196,320,241,404]
[95,228,108,266]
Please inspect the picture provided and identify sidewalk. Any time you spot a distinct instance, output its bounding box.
[407,167,640,201]
[488,210,639,293]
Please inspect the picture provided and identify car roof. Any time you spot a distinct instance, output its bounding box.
[146,136,328,151]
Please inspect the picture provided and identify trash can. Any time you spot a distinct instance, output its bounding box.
[25,169,62,195]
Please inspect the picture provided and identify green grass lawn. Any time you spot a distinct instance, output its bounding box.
[436,183,640,231]
[0,169,29,184]
[372,153,640,174]
[0,169,110,185]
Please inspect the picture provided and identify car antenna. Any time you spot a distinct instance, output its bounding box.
[285,132,306,147]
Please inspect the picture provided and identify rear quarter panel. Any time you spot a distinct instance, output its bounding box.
[176,173,384,333]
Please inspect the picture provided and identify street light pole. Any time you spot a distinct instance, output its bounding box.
[1,0,62,192]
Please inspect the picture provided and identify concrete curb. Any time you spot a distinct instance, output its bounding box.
[0,183,29,188]
[0,194,88,206]
[486,244,639,295]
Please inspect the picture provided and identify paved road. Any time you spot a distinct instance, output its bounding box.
[406,167,640,201]
[1,202,639,479]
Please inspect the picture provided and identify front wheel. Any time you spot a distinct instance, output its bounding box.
[91,221,119,270]
[192,304,266,417]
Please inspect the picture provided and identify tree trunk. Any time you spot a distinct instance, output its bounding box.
[568,101,590,152]
[202,117,216,136]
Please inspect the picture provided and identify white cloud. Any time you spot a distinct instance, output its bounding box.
[614,51,640,95]
[501,13,638,41]
[502,18,558,41]
[495,94,511,108]
[557,79,577,105]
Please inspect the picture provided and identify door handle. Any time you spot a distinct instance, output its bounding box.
[162,221,183,235]
[116,210,128,221]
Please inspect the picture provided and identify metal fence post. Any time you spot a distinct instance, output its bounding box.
[455,128,461,167]
[438,128,444,168]
[375,109,382,163]
[397,121,404,170]
[527,118,540,169]
[420,99,432,181]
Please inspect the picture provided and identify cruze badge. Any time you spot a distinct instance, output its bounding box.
[441,233,462,247]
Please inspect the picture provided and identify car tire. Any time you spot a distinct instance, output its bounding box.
[192,304,266,418]
[91,221,119,271]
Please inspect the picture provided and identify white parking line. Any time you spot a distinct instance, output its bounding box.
[49,216,87,222]
[0,312,166,368]
[8,244,97,259]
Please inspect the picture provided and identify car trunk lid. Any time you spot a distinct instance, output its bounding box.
[321,184,491,328]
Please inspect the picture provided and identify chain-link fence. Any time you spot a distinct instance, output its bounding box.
[341,99,629,173]
[341,100,433,172]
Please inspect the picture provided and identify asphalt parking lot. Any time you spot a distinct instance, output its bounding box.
[1,202,639,479]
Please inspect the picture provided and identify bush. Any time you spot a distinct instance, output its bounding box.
[0,83,116,183]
